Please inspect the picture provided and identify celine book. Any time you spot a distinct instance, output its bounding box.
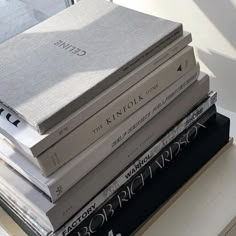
[0,0,182,134]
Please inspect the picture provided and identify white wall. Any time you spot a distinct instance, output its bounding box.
[114,0,236,113]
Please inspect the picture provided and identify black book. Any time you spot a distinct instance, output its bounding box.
[95,112,230,236]
[63,104,216,236]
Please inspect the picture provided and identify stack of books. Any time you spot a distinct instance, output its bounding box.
[0,0,230,235]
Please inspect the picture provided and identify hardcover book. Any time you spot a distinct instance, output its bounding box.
[0,0,182,134]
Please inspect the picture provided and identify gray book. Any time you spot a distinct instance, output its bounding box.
[0,0,182,134]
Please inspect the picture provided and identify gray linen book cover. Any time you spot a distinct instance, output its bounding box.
[0,0,182,134]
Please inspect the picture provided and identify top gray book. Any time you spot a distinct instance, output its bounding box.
[0,0,182,134]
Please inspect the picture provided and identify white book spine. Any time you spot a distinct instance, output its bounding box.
[0,33,192,157]
[55,91,217,236]
[38,46,196,176]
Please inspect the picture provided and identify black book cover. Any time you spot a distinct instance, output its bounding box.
[95,112,230,236]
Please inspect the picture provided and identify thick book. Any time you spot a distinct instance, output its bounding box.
[0,87,215,233]
[6,45,196,176]
[93,112,230,236]
[0,32,191,158]
[0,112,230,236]
[0,63,199,202]
[0,0,182,134]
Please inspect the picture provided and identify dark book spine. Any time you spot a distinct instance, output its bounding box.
[63,104,216,236]
[56,92,217,236]
[94,112,230,236]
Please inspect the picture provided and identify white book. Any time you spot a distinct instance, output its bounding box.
[0,63,199,203]
[0,0,182,134]
[0,32,191,160]
[0,83,215,234]
[7,45,196,176]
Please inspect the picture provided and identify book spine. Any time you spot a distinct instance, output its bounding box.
[95,113,230,236]
[0,33,191,157]
[38,46,197,176]
[65,106,216,236]
[54,93,216,236]
[46,64,200,202]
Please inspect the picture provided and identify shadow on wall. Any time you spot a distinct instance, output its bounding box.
[197,48,236,112]
[194,0,236,49]
[193,0,236,112]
